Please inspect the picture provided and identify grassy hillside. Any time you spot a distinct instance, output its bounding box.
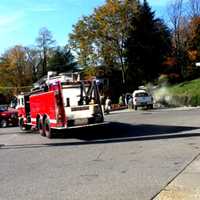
[168,78,200,96]
[154,78,200,107]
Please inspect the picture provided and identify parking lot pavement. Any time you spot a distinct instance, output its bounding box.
[153,153,200,200]
[1,108,200,200]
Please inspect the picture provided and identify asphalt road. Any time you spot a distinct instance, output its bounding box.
[1,107,200,200]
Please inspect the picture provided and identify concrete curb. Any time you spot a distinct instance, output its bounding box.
[153,153,200,200]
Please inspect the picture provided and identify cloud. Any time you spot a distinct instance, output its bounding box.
[0,11,25,34]
[0,12,24,27]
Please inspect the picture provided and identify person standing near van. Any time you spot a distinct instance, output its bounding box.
[128,95,133,109]
[100,95,105,112]
[105,97,111,114]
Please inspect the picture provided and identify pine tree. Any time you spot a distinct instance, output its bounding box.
[126,0,171,90]
[48,46,77,73]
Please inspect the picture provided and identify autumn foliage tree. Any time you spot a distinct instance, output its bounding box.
[0,27,77,97]
[185,16,200,78]
[69,0,140,86]
[167,0,200,80]
[0,45,32,95]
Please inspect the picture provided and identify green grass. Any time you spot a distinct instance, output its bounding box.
[168,78,200,96]
[167,78,200,106]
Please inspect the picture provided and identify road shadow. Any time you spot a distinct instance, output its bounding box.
[54,122,200,141]
[1,122,200,150]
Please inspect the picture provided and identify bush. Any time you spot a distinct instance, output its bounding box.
[190,95,200,106]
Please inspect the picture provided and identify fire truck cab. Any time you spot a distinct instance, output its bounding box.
[17,72,104,138]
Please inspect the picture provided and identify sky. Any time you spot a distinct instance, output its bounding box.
[0,0,170,55]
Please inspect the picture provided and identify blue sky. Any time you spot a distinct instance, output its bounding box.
[0,0,169,55]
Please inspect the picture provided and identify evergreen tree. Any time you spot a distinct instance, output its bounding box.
[48,46,77,73]
[126,0,171,90]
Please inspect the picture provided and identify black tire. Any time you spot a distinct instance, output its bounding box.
[25,125,32,131]
[149,104,153,109]
[19,118,27,131]
[44,118,52,138]
[38,119,45,137]
[105,110,109,115]
[0,119,7,128]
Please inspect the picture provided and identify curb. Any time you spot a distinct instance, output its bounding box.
[152,153,200,200]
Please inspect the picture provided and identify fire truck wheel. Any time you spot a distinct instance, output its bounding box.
[19,118,25,131]
[25,125,32,130]
[39,120,45,137]
[44,119,52,138]
[19,118,31,131]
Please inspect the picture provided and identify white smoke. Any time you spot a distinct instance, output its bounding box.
[152,86,172,107]
[146,83,183,108]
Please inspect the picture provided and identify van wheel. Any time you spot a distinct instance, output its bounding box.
[0,119,7,128]
[44,119,52,138]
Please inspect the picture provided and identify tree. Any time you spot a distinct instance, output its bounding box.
[167,0,189,78]
[36,27,55,77]
[126,0,171,90]
[167,0,200,80]
[69,0,140,86]
[25,47,42,82]
[184,16,200,79]
[188,17,200,53]
[93,0,139,84]
[48,46,77,73]
[0,45,32,95]
[188,0,200,17]
[69,16,97,68]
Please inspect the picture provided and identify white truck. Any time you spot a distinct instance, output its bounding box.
[132,90,153,110]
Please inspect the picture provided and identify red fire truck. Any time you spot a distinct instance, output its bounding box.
[17,73,104,138]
